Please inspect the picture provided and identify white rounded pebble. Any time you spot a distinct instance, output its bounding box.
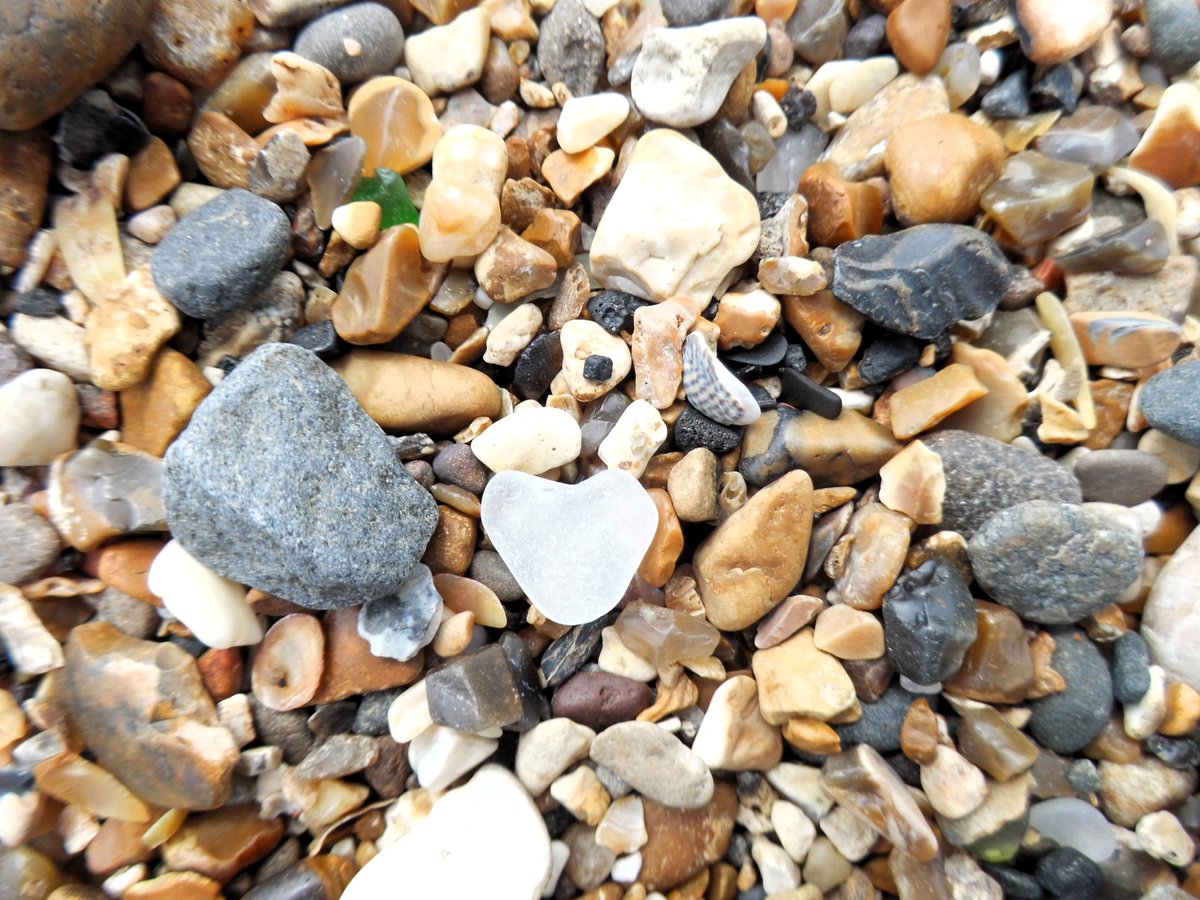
[828,56,899,115]
[543,840,570,898]
[471,405,582,474]
[1136,810,1195,867]
[0,368,81,467]
[388,680,433,744]
[516,718,597,795]
[344,765,552,900]
[556,93,630,153]
[560,319,632,402]
[1028,797,1118,862]
[484,302,543,366]
[407,724,498,792]
[433,124,509,195]
[751,836,801,895]
[771,800,816,864]
[597,398,667,479]
[10,314,91,382]
[148,539,262,649]
[597,626,657,682]
[1124,664,1167,740]
[610,852,642,884]
[920,745,987,820]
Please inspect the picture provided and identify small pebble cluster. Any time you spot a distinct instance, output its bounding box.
[0,0,1199,898]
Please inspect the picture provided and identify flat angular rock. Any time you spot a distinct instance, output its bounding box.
[832,224,1016,339]
[631,18,767,129]
[590,129,760,307]
[164,343,438,609]
[64,622,239,810]
[151,188,291,319]
[969,501,1142,625]
[922,430,1083,538]
[590,721,714,809]
[481,470,658,625]
[883,558,977,685]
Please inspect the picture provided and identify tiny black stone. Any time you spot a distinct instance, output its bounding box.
[674,404,743,454]
[1111,631,1152,704]
[859,334,921,385]
[722,331,789,368]
[587,290,651,334]
[288,320,342,357]
[1146,734,1200,770]
[981,69,1032,119]
[14,289,60,318]
[513,331,564,400]
[582,353,614,381]
[781,343,807,372]
[699,118,754,192]
[1034,848,1101,897]
[217,355,240,373]
[882,559,978,685]
[780,85,817,131]
[981,864,1045,899]
[539,614,613,688]
[778,368,842,420]
[748,383,777,412]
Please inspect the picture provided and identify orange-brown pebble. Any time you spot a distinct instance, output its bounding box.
[123,872,222,900]
[1083,715,1143,764]
[812,604,885,660]
[884,114,1005,225]
[783,716,842,755]
[332,224,446,345]
[888,364,989,440]
[314,608,424,703]
[94,538,164,605]
[197,647,244,703]
[945,601,1034,704]
[798,162,885,247]
[86,818,156,876]
[1069,311,1183,368]
[125,137,182,213]
[1129,83,1200,190]
[521,208,581,268]
[714,289,782,350]
[161,804,284,884]
[1085,379,1135,450]
[780,290,864,373]
[1026,631,1067,700]
[899,697,939,765]
[119,347,213,457]
[422,505,477,576]
[187,111,257,189]
[474,226,559,303]
[1161,682,1200,736]
[541,146,614,206]
[252,613,325,712]
[887,0,952,76]
[638,489,685,588]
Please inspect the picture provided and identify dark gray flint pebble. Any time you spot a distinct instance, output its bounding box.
[968,501,1142,625]
[357,563,442,662]
[1111,631,1152,705]
[1142,0,1200,73]
[661,0,727,26]
[539,613,614,687]
[151,188,291,320]
[1073,448,1169,507]
[831,224,1017,339]
[536,0,605,97]
[163,342,438,609]
[882,559,978,685]
[294,2,404,84]
[1028,628,1113,754]
[1139,361,1200,448]
[921,430,1083,538]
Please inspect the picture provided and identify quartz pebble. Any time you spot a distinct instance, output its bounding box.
[403,8,489,97]
[480,469,657,625]
[343,766,551,899]
[472,406,581,474]
[148,539,261,649]
[516,718,596,795]
[556,93,629,153]
[0,369,80,467]
[597,399,668,479]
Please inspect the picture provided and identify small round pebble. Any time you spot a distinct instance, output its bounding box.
[1073,449,1169,506]
[1034,847,1101,897]
[834,687,914,754]
[1028,628,1113,754]
[661,0,728,25]
[0,503,62,585]
[432,443,488,495]
[469,549,524,603]
[294,3,405,84]
[151,189,291,320]
[536,0,605,97]
[1111,631,1152,705]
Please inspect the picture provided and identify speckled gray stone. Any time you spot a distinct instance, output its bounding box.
[294,3,404,84]
[163,343,438,609]
[151,189,291,319]
[470,549,523,603]
[1073,449,1169,506]
[357,563,442,662]
[1028,628,1113,754]
[0,503,61,585]
[968,501,1142,625]
[1140,361,1200,448]
[536,0,604,97]
[922,430,1083,538]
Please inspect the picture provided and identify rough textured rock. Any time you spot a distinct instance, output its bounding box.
[1140,362,1200,448]
[536,0,604,97]
[164,343,438,609]
[831,224,1016,339]
[0,0,158,130]
[968,501,1143,625]
[151,189,291,320]
[922,430,1083,538]
[64,622,239,810]
[1028,628,1113,754]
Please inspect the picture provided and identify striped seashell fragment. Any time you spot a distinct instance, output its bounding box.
[682,331,761,426]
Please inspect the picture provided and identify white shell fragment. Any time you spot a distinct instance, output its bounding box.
[682,331,762,426]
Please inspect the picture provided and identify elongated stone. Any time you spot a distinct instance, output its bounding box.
[981,151,1094,246]
[740,406,899,488]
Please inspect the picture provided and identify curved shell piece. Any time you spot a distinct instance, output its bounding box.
[682,331,761,426]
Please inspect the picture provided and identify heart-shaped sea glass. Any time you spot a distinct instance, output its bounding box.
[480,469,659,626]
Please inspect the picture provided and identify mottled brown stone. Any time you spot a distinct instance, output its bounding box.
[639,782,738,891]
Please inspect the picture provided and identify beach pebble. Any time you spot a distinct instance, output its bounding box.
[537,0,604,96]
[148,539,262,649]
[597,399,667,479]
[556,93,629,153]
[294,3,404,84]
[1140,361,1200,448]
[0,368,80,467]
[472,405,581,474]
[1028,628,1113,753]
[590,721,714,809]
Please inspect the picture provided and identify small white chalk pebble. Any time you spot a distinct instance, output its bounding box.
[0,368,81,467]
[471,405,582,474]
[148,539,263,649]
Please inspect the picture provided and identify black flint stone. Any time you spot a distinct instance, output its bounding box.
[981,69,1031,119]
[54,89,150,168]
[539,613,613,687]
[513,331,564,399]
[859,334,920,385]
[1031,64,1079,113]
[14,289,61,318]
[882,559,978,685]
[781,343,807,372]
[779,368,842,419]
[1146,734,1200,770]
[699,118,754,192]
[289,320,343,357]
[674,405,743,454]
[748,384,777,412]
[722,331,788,367]
[587,290,650,334]
[1035,848,1101,897]
[582,354,614,381]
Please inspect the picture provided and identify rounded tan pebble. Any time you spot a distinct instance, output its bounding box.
[331,201,383,250]
[637,489,685,588]
[887,0,951,76]
[667,448,720,522]
[332,350,502,435]
[433,124,509,195]
[484,302,543,366]
[811,604,885,660]
[404,7,491,97]
[781,717,842,755]
[474,226,559,302]
[1015,0,1111,66]
[418,180,502,263]
[714,289,781,349]
[95,538,165,606]
[752,628,857,724]
[885,114,1006,225]
[252,613,326,711]
[349,77,442,177]
[422,504,477,576]
[899,697,939,765]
